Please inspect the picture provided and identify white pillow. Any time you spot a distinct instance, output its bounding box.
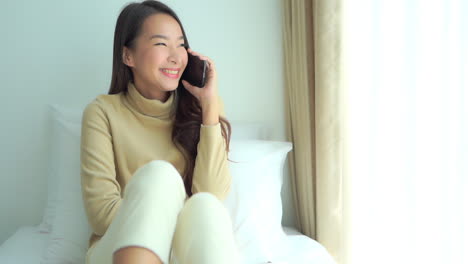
[38,105,83,233]
[40,108,91,264]
[224,139,293,263]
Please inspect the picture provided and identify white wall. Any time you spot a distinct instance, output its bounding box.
[0,0,296,243]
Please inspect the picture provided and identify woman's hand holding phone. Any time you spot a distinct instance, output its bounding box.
[182,49,218,106]
[182,48,220,125]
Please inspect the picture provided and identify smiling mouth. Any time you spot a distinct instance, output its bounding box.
[160,68,180,78]
[162,69,179,74]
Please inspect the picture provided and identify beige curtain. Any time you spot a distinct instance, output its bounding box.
[282,0,345,263]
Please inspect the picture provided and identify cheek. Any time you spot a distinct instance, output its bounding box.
[140,49,165,67]
[181,52,188,69]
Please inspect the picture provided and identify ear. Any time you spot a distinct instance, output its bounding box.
[122,46,135,67]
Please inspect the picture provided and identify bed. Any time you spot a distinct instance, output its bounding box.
[0,104,336,264]
[0,225,334,264]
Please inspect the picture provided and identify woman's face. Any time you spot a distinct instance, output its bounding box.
[124,13,188,100]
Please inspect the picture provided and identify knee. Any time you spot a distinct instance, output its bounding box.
[180,192,232,226]
[124,160,185,198]
[172,193,238,263]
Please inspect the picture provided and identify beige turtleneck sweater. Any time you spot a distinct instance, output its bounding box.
[80,82,231,249]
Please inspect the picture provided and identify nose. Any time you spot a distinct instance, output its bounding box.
[168,49,182,65]
[168,56,177,65]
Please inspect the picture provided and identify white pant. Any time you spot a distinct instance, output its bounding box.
[86,160,239,264]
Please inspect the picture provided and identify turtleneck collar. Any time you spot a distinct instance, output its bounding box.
[125,82,175,119]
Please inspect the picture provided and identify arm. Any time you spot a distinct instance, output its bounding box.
[191,97,231,200]
[80,101,122,236]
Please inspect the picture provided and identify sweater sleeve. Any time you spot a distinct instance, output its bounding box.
[80,101,122,236]
[191,97,232,200]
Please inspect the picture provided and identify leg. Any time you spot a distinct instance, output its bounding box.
[86,160,187,264]
[169,192,240,264]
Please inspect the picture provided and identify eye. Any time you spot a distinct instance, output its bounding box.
[180,43,187,47]
[154,43,166,46]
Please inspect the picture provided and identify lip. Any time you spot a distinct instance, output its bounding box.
[160,68,181,79]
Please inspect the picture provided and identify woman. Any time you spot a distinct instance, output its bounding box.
[80,1,238,263]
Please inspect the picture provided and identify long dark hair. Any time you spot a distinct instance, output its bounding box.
[108,0,231,196]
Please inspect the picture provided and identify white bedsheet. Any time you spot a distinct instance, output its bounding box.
[276,227,336,264]
[0,225,335,264]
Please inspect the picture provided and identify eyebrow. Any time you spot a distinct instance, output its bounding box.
[149,34,184,40]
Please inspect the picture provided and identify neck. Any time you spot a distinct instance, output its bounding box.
[133,78,170,102]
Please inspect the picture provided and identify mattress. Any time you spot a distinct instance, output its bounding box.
[0,225,335,264]
[0,226,50,264]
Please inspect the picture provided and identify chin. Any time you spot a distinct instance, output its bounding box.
[156,80,178,91]
[166,83,179,91]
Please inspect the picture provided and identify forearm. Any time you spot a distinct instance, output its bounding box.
[193,97,231,200]
[201,98,220,126]
[191,123,231,200]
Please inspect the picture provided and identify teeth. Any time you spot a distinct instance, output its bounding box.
[162,69,178,74]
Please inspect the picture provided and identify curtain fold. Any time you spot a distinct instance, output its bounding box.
[282,0,345,262]
[313,0,344,261]
[282,0,316,239]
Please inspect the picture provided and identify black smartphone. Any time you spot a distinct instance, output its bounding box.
[182,52,207,88]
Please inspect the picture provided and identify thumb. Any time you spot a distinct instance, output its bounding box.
[182,80,198,96]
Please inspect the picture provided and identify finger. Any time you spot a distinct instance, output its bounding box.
[187,49,201,58]
[197,55,214,67]
[182,79,194,89]
[205,59,215,74]
[188,50,209,63]
[194,55,213,68]
[205,58,215,68]
[187,48,196,54]
[187,49,215,69]
[182,80,200,94]
[200,56,211,64]
[188,49,202,57]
